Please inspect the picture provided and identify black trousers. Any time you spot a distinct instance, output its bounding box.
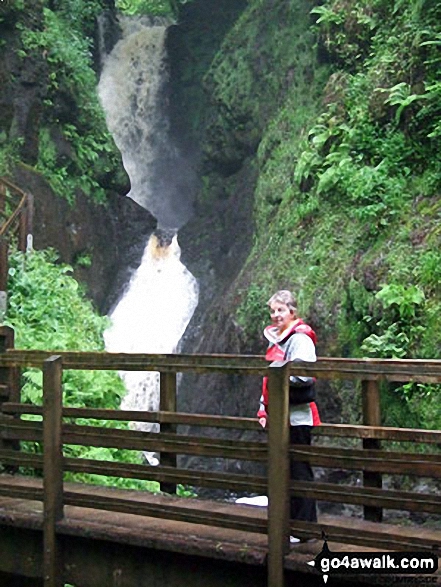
[289,425,317,522]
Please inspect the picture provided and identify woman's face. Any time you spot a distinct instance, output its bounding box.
[269,301,294,333]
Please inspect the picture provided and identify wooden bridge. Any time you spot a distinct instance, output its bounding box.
[0,326,440,587]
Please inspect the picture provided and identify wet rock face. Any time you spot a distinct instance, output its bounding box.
[13,165,156,313]
[0,3,48,165]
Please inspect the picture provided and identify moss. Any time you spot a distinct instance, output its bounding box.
[0,0,124,203]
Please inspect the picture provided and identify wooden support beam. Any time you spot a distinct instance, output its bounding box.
[1,402,260,430]
[25,192,34,251]
[0,237,8,293]
[18,206,27,253]
[159,372,177,494]
[43,356,64,587]
[0,327,20,473]
[362,379,382,522]
[267,361,290,587]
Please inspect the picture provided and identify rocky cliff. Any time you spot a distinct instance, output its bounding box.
[0,0,156,311]
[170,0,441,441]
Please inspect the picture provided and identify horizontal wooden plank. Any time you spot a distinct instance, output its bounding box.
[289,519,441,552]
[1,472,439,555]
[1,403,259,431]
[62,491,268,534]
[291,445,441,477]
[315,423,441,444]
[291,480,441,514]
[0,480,43,501]
[0,449,42,468]
[0,449,265,493]
[0,473,266,534]
[0,420,268,461]
[3,404,440,443]
[64,458,267,493]
[2,419,440,473]
[4,460,436,516]
[2,350,441,381]
[0,350,268,374]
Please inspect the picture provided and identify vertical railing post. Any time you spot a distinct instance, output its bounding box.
[159,371,177,494]
[0,326,20,470]
[25,192,34,251]
[267,360,290,587]
[18,202,27,253]
[0,326,18,399]
[43,355,64,587]
[361,378,382,522]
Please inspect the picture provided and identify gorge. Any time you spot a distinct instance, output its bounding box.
[1,0,440,462]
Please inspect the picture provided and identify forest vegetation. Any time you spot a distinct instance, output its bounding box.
[0,0,440,486]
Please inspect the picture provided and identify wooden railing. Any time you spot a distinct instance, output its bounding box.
[0,178,34,317]
[0,326,440,587]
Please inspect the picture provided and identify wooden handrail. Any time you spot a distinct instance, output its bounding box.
[3,403,441,443]
[3,349,441,381]
[0,176,27,198]
[0,193,27,237]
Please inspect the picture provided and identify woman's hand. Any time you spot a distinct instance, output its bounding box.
[258,417,267,428]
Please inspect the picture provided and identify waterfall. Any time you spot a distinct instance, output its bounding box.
[98,15,199,464]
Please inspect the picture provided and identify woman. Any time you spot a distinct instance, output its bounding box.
[258,289,320,525]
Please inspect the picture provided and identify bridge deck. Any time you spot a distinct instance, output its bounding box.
[0,473,440,585]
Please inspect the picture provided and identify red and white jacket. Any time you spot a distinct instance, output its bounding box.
[258,319,321,427]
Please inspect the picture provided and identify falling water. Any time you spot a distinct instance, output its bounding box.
[98,15,199,464]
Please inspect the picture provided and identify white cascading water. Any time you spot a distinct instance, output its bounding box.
[98,16,199,465]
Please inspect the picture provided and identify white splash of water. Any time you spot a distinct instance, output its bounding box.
[103,234,199,451]
[98,16,199,464]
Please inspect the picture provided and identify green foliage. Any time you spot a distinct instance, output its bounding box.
[74,252,93,268]
[361,283,425,359]
[17,7,120,204]
[311,0,381,66]
[197,0,441,441]
[6,249,106,350]
[416,250,441,292]
[116,0,193,17]
[376,283,425,320]
[49,0,108,37]
[202,0,322,166]
[381,82,428,125]
[235,282,271,335]
[116,0,171,15]
[398,382,441,431]
[4,249,159,491]
[0,137,23,176]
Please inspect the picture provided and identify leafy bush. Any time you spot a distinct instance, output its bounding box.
[4,249,159,491]
[361,283,425,359]
[116,0,194,16]
[17,7,120,204]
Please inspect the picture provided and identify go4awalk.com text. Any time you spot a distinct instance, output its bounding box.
[307,541,438,584]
